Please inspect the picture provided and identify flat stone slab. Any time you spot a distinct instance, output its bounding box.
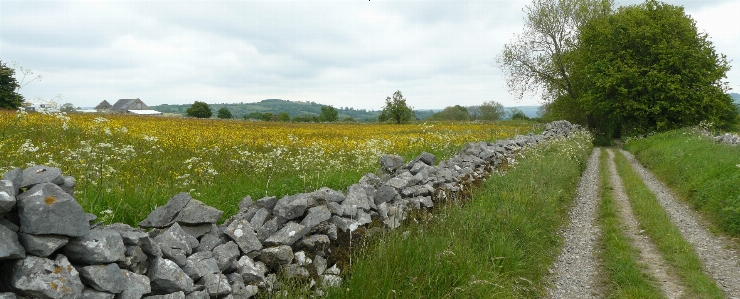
[147,257,194,295]
[78,263,126,293]
[224,219,261,254]
[20,165,63,188]
[9,254,84,299]
[63,229,126,264]
[0,224,25,260]
[17,232,68,257]
[119,270,151,299]
[139,193,192,228]
[273,194,308,220]
[264,222,309,246]
[174,199,223,225]
[17,183,90,237]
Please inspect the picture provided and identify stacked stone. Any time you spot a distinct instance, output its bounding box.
[712,132,740,145]
[0,120,584,299]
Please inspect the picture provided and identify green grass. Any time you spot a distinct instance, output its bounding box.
[303,132,594,298]
[597,148,663,299]
[624,129,740,237]
[613,150,724,298]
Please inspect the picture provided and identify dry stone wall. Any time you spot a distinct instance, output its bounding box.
[0,121,583,299]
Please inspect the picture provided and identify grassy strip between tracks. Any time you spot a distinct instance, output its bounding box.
[597,148,663,299]
[274,131,593,298]
[613,150,724,299]
[624,128,740,238]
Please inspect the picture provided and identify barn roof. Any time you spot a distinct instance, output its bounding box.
[94,100,112,110]
[110,99,138,111]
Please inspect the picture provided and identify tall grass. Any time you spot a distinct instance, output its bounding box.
[613,150,724,298]
[624,129,740,237]
[597,148,663,299]
[316,131,593,298]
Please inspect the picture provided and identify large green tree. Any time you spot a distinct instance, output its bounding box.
[186,101,213,118]
[432,105,471,121]
[216,107,232,119]
[319,105,339,122]
[0,61,24,110]
[572,0,737,136]
[478,101,506,121]
[378,90,415,124]
[498,0,613,103]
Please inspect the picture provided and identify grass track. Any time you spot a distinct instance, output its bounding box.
[597,148,664,299]
[613,150,724,299]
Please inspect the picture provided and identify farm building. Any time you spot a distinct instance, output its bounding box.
[94,100,112,112]
[95,98,162,115]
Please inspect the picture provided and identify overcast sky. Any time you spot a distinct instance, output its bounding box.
[1,1,738,110]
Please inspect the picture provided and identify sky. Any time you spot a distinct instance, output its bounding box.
[1,1,738,110]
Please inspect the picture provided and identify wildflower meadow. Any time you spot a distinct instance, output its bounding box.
[0,110,537,225]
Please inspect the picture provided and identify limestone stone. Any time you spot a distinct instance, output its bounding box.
[297,234,330,253]
[143,292,185,299]
[308,187,345,203]
[138,193,192,229]
[224,219,261,254]
[195,225,224,253]
[256,217,281,242]
[374,184,398,206]
[10,254,84,299]
[236,255,267,283]
[182,251,219,280]
[20,165,63,189]
[212,241,240,272]
[342,184,371,211]
[253,196,278,210]
[330,215,360,233]
[174,199,223,225]
[0,224,24,260]
[118,269,151,299]
[63,229,125,264]
[248,208,270,229]
[264,222,309,246]
[2,167,23,191]
[179,223,212,239]
[257,245,294,269]
[77,263,125,293]
[379,154,404,173]
[80,288,114,299]
[58,176,76,197]
[273,194,307,220]
[300,205,331,230]
[147,257,194,295]
[17,232,67,257]
[198,273,231,297]
[119,245,150,274]
[17,183,89,237]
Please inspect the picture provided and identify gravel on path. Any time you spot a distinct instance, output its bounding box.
[607,149,684,298]
[547,148,603,299]
[620,149,740,298]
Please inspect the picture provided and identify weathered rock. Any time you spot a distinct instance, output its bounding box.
[386,177,409,190]
[314,255,327,275]
[182,251,219,280]
[174,199,223,225]
[119,245,150,274]
[0,180,16,214]
[58,176,76,197]
[343,184,371,211]
[236,255,267,283]
[77,263,125,293]
[256,217,281,242]
[248,208,270,229]
[355,209,372,226]
[308,187,345,203]
[212,241,240,272]
[0,224,24,260]
[0,293,15,299]
[300,205,331,230]
[198,273,231,297]
[147,257,194,295]
[17,232,67,257]
[224,219,262,254]
[143,291,185,299]
[20,165,63,189]
[283,264,310,278]
[138,193,192,229]
[416,151,436,166]
[178,223,213,239]
[374,184,399,206]
[273,194,308,220]
[264,222,309,246]
[194,225,223,253]
[10,254,84,299]
[379,154,404,173]
[297,234,330,253]
[2,167,23,191]
[17,183,89,237]
[118,269,151,299]
[257,245,294,269]
[237,195,253,212]
[63,229,125,264]
[80,288,114,299]
[330,215,360,233]
[184,290,209,299]
[0,217,18,232]
[254,196,278,210]
[154,223,197,267]
[103,223,147,246]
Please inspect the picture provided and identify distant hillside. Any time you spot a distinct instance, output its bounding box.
[731,93,740,104]
[506,106,540,119]
[152,99,539,121]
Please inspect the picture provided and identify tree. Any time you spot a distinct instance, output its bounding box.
[277,111,291,122]
[260,112,274,122]
[0,61,24,110]
[186,101,212,118]
[60,103,76,113]
[432,105,471,121]
[378,90,415,124]
[509,108,530,120]
[497,0,613,103]
[571,0,737,136]
[319,106,339,122]
[478,101,506,121]
[216,107,232,119]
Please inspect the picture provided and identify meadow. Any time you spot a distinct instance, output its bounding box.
[0,110,537,225]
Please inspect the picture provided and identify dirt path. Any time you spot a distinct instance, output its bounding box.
[606,149,684,298]
[620,149,740,298]
[547,148,603,299]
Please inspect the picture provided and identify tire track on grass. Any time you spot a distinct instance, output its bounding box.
[607,149,684,298]
[620,148,740,298]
